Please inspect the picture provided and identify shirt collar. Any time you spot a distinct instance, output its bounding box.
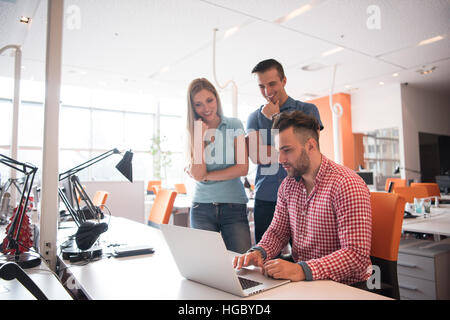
[313,155,329,186]
[294,155,329,186]
[217,115,228,129]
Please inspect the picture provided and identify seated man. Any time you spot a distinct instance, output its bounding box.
[234,111,372,285]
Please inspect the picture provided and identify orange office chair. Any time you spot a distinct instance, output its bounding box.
[152,185,161,195]
[393,186,429,203]
[92,190,109,211]
[385,178,406,192]
[174,183,187,194]
[369,192,406,299]
[410,183,441,198]
[147,189,177,228]
[147,180,161,195]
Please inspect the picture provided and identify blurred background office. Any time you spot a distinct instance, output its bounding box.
[1,0,449,194]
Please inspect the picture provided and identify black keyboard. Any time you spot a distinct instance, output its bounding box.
[238,276,262,290]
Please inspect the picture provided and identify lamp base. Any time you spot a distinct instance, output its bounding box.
[0,252,42,269]
[61,243,103,262]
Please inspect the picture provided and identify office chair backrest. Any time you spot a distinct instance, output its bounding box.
[410,183,441,198]
[393,186,429,203]
[92,190,109,210]
[147,180,162,194]
[370,192,405,261]
[147,189,177,228]
[174,183,187,194]
[384,178,406,192]
[369,192,405,300]
[152,185,161,195]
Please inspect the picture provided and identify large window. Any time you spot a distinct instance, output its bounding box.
[1,79,256,190]
[0,82,187,187]
[363,128,400,189]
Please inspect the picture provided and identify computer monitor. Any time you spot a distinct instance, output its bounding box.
[356,171,374,188]
[61,178,75,209]
[436,175,450,195]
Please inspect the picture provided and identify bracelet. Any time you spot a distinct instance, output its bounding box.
[271,112,280,120]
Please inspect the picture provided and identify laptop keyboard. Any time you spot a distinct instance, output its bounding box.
[238,276,262,290]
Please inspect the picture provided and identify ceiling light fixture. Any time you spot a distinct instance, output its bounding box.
[224,26,239,38]
[160,66,170,73]
[418,35,444,46]
[301,63,326,72]
[392,73,399,77]
[302,93,319,99]
[416,66,436,75]
[379,81,385,85]
[322,47,344,57]
[275,4,313,24]
[19,16,32,24]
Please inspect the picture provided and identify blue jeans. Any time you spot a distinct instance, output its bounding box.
[190,202,252,254]
[253,199,277,244]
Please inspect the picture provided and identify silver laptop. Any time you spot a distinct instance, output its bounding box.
[160,224,290,297]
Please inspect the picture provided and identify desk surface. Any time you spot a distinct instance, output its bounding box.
[0,223,72,300]
[0,260,72,300]
[402,204,450,237]
[58,217,388,300]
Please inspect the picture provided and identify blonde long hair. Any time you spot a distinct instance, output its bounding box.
[186,78,224,164]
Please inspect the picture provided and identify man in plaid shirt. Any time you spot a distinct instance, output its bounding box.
[234,111,372,285]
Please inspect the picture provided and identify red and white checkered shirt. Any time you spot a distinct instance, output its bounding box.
[258,155,372,285]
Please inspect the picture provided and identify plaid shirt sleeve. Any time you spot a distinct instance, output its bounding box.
[305,175,372,283]
[257,179,291,260]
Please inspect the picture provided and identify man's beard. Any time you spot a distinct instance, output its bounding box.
[286,148,310,179]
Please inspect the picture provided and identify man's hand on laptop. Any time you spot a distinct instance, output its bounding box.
[233,250,264,272]
[263,259,305,282]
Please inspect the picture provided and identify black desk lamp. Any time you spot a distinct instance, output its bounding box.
[0,262,47,300]
[394,165,421,175]
[394,166,421,186]
[0,154,40,269]
[58,148,133,259]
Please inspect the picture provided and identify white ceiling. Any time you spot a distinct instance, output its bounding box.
[1,0,449,111]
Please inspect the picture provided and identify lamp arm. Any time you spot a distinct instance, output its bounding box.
[0,262,48,300]
[59,148,120,181]
[0,154,36,175]
[58,187,81,227]
[71,175,100,222]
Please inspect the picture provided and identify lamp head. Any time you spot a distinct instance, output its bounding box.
[116,150,133,182]
[394,166,400,174]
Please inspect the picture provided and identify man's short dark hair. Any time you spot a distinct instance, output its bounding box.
[272,111,320,147]
[251,59,285,80]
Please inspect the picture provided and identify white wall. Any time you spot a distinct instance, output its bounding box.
[82,180,146,224]
[400,84,450,182]
[351,84,403,133]
[351,84,405,181]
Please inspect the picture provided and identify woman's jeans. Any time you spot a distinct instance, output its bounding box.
[190,202,252,254]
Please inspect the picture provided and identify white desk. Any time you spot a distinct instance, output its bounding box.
[402,204,450,240]
[57,217,388,300]
[0,222,72,300]
[0,260,72,300]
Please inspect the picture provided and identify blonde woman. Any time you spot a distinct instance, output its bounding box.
[185,78,251,253]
